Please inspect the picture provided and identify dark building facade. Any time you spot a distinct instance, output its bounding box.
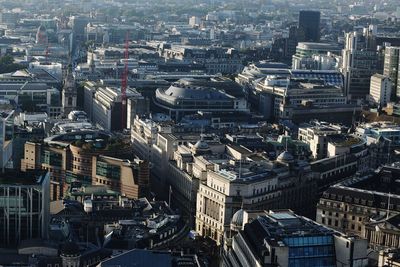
[298,11,321,42]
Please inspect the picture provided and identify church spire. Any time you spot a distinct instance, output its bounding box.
[62,61,77,116]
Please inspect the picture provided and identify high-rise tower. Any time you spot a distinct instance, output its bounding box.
[298,11,320,42]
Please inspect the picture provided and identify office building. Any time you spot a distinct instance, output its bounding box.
[86,84,146,131]
[383,46,400,98]
[92,156,150,199]
[341,31,381,100]
[155,79,249,121]
[222,209,368,267]
[21,130,135,199]
[292,42,341,70]
[298,11,321,42]
[194,147,315,245]
[369,74,391,107]
[254,76,357,123]
[0,171,50,247]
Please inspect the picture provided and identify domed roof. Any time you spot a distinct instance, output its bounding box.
[277,151,294,163]
[194,139,209,150]
[160,83,230,101]
[230,209,244,230]
[61,240,80,257]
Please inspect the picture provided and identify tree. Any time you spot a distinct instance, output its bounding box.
[0,55,24,74]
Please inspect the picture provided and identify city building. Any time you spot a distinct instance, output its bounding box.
[157,45,243,75]
[154,79,248,121]
[92,156,150,199]
[383,46,400,99]
[85,83,147,131]
[292,42,341,70]
[316,164,400,245]
[195,148,315,245]
[61,65,77,116]
[341,30,381,100]
[0,171,50,247]
[254,76,356,123]
[298,121,347,159]
[222,209,368,267]
[21,130,135,199]
[369,74,391,107]
[0,110,14,171]
[298,10,321,42]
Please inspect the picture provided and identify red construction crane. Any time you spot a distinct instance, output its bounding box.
[121,31,129,130]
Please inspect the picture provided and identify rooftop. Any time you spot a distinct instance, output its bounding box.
[243,210,335,249]
[0,170,48,186]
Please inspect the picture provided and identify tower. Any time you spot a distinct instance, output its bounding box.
[62,64,77,116]
[298,10,320,42]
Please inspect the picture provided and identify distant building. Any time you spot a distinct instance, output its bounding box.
[62,65,77,116]
[298,11,321,42]
[84,82,148,131]
[341,30,381,100]
[0,171,50,247]
[383,46,400,99]
[189,16,201,27]
[369,74,391,107]
[292,42,341,70]
[298,121,346,159]
[254,76,357,123]
[0,110,14,170]
[154,79,248,121]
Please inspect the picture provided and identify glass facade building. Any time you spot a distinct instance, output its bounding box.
[223,210,344,267]
[285,236,336,267]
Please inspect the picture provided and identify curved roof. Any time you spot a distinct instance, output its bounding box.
[193,139,209,150]
[277,151,294,163]
[160,84,232,100]
[231,209,244,230]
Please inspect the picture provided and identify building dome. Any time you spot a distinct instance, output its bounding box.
[193,139,209,150]
[60,240,80,257]
[277,151,294,163]
[230,209,244,231]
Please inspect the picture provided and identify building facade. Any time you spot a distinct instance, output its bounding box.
[0,171,50,247]
[369,74,391,107]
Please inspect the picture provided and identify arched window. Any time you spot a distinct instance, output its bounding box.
[68,97,72,106]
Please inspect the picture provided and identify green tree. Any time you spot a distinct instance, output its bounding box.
[0,55,23,74]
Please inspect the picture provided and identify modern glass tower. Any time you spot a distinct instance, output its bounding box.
[298,10,321,42]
